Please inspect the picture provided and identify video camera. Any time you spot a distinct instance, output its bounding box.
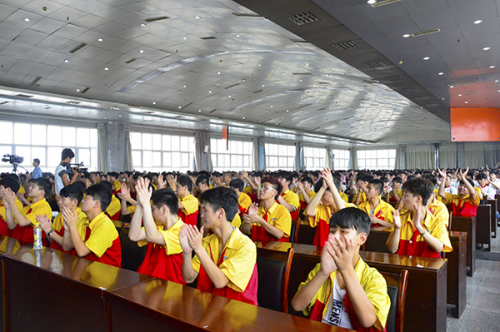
[2,154,24,164]
[61,161,86,176]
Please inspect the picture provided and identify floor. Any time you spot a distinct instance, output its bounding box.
[446,227,500,332]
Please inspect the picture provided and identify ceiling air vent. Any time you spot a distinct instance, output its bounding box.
[289,12,320,26]
[69,43,87,54]
[363,61,386,69]
[66,101,80,105]
[232,13,261,17]
[426,103,440,107]
[27,76,42,88]
[411,28,440,37]
[109,106,121,111]
[15,94,33,98]
[293,72,312,75]
[371,0,402,7]
[125,58,136,64]
[332,41,359,51]
[415,96,430,100]
[254,90,263,93]
[143,111,155,115]
[81,87,89,94]
[200,36,216,40]
[402,87,419,92]
[318,82,330,84]
[385,75,404,82]
[225,83,240,90]
[144,16,169,22]
[298,103,312,109]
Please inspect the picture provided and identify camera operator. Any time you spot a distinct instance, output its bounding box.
[55,148,78,195]
[32,158,42,179]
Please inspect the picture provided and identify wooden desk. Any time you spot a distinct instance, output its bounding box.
[487,200,497,238]
[258,242,448,332]
[105,278,353,332]
[476,205,491,251]
[363,227,391,253]
[451,216,476,276]
[2,247,154,332]
[446,231,467,318]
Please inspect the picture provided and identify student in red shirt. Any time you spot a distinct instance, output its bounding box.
[0,177,24,236]
[168,175,199,226]
[437,168,479,217]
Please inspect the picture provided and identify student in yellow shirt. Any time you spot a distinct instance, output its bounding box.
[296,176,316,210]
[357,179,395,228]
[180,187,258,305]
[4,178,53,244]
[168,175,199,226]
[386,177,403,204]
[0,177,24,236]
[107,172,121,195]
[195,176,211,196]
[229,179,252,215]
[351,175,373,205]
[277,172,301,220]
[292,208,390,330]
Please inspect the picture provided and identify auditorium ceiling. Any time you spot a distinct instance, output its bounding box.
[0,0,477,144]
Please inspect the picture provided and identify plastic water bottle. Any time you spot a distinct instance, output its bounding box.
[33,222,43,250]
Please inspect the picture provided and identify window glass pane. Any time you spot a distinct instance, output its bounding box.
[90,148,97,172]
[180,136,189,151]
[63,127,76,147]
[14,123,31,145]
[388,149,396,158]
[182,153,189,167]
[47,147,61,168]
[131,132,141,150]
[163,136,171,151]
[76,128,90,148]
[379,150,388,158]
[225,155,230,167]
[31,125,46,146]
[142,134,152,150]
[90,129,98,148]
[212,155,217,167]
[163,152,172,167]
[143,151,152,167]
[132,151,141,167]
[47,126,61,146]
[243,155,249,168]
[0,122,13,144]
[172,136,180,151]
[78,148,90,166]
[358,159,365,168]
[210,139,217,153]
[152,152,161,167]
[358,150,365,159]
[31,147,46,166]
[172,152,180,167]
[152,134,162,150]
[15,146,31,166]
[0,145,12,157]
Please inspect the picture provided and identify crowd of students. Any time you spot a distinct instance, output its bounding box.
[1,160,498,331]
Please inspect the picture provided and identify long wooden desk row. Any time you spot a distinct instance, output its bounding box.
[0,237,352,332]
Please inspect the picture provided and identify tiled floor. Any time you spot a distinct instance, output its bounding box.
[447,228,500,332]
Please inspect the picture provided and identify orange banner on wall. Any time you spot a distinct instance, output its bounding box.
[450,107,500,142]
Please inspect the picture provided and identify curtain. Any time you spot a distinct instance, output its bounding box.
[395,147,402,170]
[194,133,201,172]
[438,144,457,169]
[483,143,496,168]
[405,145,435,169]
[464,143,485,168]
[97,124,109,173]
[123,126,133,171]
[252,138,259,170]
[259,139,266,170]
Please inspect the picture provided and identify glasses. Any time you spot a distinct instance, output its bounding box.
[152,206,160,211]
[260,186,276,192]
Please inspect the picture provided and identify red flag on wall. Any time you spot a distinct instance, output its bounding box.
[222,126,229,150]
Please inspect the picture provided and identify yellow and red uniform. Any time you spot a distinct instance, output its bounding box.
[178,194,199,226]
[106,195,121,227]
[231,213,242,228]
[251,202,291,244]
[238,192,252,215]
[137,218,185,284]
[387,210,452,258]
[309,202,356,247]
[11,198,52,244]
[298,258,390,331]
[50,207,87,253]
[0,198,23,236]
[243,185,254,194]
[192,228,258,305]
[352,189,366,205]
[428,197,449,227]
[357,197,395,227]
[387,189,402,203]
[112,180,122,195]
[298,190,316,210]
[83,212,121,267]
[340,192,349,203]
[442,192,480,217]
[280,189,300,220]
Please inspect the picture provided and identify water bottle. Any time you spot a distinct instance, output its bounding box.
[33,222,43,250]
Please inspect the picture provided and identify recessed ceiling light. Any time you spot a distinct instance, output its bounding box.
[326,74,330,77]
[217,72,221,74]
[152,102,156,104]
[490,65,496,68]
[76,89,80,92]
[438,72,444,75]
[183,85,187,88]
[299,79,302,82]
[258,64,261,66]
[306,63,309,66]
[403,34,410,38]
[209,90,212,93]
[24,18,30,22]
[183,37,187,40]
[262,85,265,87]
[139,49,144,53]
[69,113,72,116]
[235,34,240,37]
[64,59,69,63]
[458,94,462,96]
[242,79,246,82]
[474,20,483,24]
[104,117,107,119]
[450,85,454,88]
[281,72,285,75]
[483,47,491,51]
[141,23,147,27]
[286,110,289,112]
[242,117,245,119]
[119,114,122,117]
[195,16,201,19]
[228,95,231,98]
[198,109,202,112]
[178,106,182,109]
[423,57,430,60]
[465,101,468,104]
[104,67,109,71]
[496,80,499,82]
[367,0,376,4]
[270,105,273,108]
[301,113,304,115]
[98,38,103,42]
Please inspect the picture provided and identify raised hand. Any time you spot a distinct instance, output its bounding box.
[179,224,193,255]
[167,174,177,189]
[254,177,261,186]
[247,202,258,217]
[61,206,78,229]
[185,224,204,252]
[3,188,16,205]
[392,209,401,229]
[37,214,53,234]
[437,167,446,179]
[135,178,152,206]
[412,203,422,229]
[320,234,337,275]
[330,234,355,273]
[296,181,304,191]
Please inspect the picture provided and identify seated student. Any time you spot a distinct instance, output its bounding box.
[229,179,252,215]
[476,172,496,201]
[99,181,122,227]
[118,182,138,217]
[291,208,390,331]
[421,175,450,227]
[277,172,301,220]
[387,178,452,258]
[438,173,457,195]
[61,183,121,267]
[4,178,52,243]
[241,176,291,243]
[297,176,316,211]
[241,171,261,202]
[195,175,211,196]
[356,179,395,228]
[180,187,258,305]
[437,168,479,217]
[107,172,121,195]
[0,178,24,236]
[128,178,185,284]
[38,184,86,253]
[306,170,356,247]
[168,175,199,226]
[351,175,373,205]
[386,177,402,204]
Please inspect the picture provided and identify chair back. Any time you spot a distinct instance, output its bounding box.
[380,269,408,332]
[296,222,316,245]
[256,247,294,313]
[448,211,453,232]
[119,227,147,272]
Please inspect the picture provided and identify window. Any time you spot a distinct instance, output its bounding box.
[265,143,295,170]
[0,121,97,174]
[131,132,194,172]
[303,146,326,170]
[332,149,350,170]
[357,149,396,170]
[210,139,253,172]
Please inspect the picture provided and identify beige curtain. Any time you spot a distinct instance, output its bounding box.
[464,143,485,168]
[405,145,435,169]
[124,126,133,171]
[97,124,108,173]
[439,144,457,169]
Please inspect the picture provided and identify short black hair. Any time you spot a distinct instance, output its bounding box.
[314,177,341,193]
[330,207,371,236]
[85,184,112,212]
[177,175,193,192]
[61,148,75,161]
[261,176,282,200]
[368,179,384,195]
[199,187,239,222]
[229,178,244,192]
[60,183,84,205]
[73,181,87,195]
[460,178,475,187]
[392,176,403,184]
[31,178,52,199]
[421,174,437,186]
[476,173,488,181]
[278,171,293,184]
[300,176,314,185]
[33,158,40,164]
[0,178,20,193]
[359,175,374,182]
[402,178,433,204]
[99,180,113,192]
[196,175,210,187]
[151,188,179,215]
[108,172,119,179]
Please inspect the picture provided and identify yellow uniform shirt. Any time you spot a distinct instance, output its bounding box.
[106,195,121,216]
[281,189,300,210]
[428,197,449,227]
[231,213,242,228]
[443,193,480,210]
[358,197,395,225]
[20,198,53,226]
[113,180,121,193]
[192,228,257,292]
[127,205,136,215]
[298,258,390,331]
[253,202,292,237]
[243,185,254,194]
[352,189,367,204]
[474,187,483,200]
[340,192,349,203]
[0,198,23,220]
[238,192,252,214]
[308,202,357,227]
[85,212,119,258]
[179,194,198,215]
[298,190,316,205]
[138,218,184,255]
[387,189,402,203]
